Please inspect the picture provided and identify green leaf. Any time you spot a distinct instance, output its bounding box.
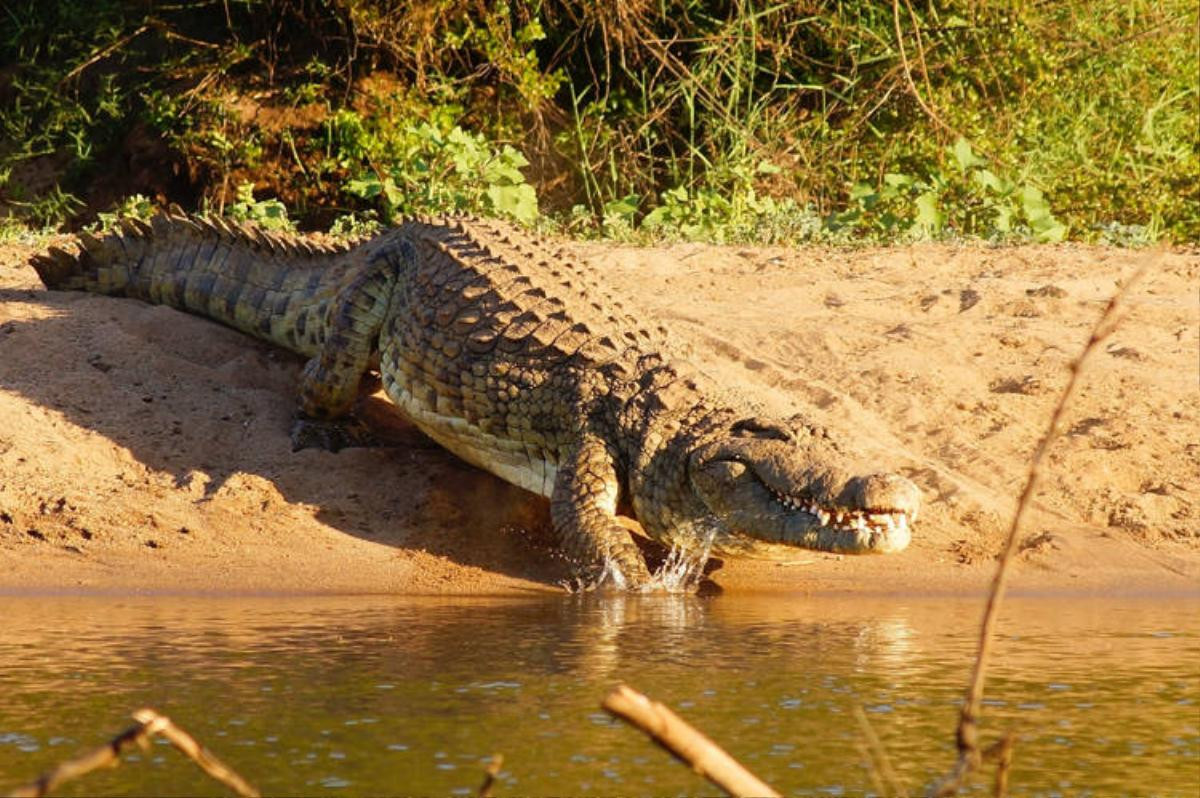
[993,205,1014,233]
[486,183,538,223]
[850,181,875,200]
[445,126,473,149]
[345,177,382,199]
[1031,215,1068,242]
[824,209,860,231]
[952,137,986,172]
[482,149,528,185]
[1017,185,1066,241]
[516,19,546,44]
[603,195,640,219]
[642,206,673,228]
[1020,185,1052,220]
[663,186,689,204]
[878,211,902,231]
[913,191,945,231]
[380,178,404,209]
[974,169,1008,195]
[499,145,529,170]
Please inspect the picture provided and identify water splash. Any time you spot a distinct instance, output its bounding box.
[558,519,720,593]
[645,518,721,593]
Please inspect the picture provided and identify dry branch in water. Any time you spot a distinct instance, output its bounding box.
[855,704,907,798]
[603,684,781,798]
[477,753,503,798]
[930,260,1153,797]
[5,708,259,798]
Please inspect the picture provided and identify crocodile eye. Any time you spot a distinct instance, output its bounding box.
[708,460,747,480]
[731,417,792,441]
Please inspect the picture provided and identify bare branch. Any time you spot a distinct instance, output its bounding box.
[930,258,1155,796]
[891,0,1001,167]
[60,25,153,85]
[132,709,259,798]
[854,704,907,798]
[477,753,503,798]
[603,684,780,798]
[6,708,259,798]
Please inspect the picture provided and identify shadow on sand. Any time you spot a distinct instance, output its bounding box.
[0,284,596,586]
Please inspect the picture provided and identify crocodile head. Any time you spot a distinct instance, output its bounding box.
[685,416,919,557]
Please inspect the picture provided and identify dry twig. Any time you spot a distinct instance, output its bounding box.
[929,261,1153,797]
[890,0,1002,168]
[60,25,153,84]
[6,708,258,798]
[989,733,1015,798]
[891,0,954,140]
[477,753,503,798]
[854,704,907,798]
[603,684,780,798]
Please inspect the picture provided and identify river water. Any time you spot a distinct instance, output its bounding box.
[0,593,1196,796]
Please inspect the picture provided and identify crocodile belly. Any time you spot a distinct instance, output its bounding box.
[382,372,559,498]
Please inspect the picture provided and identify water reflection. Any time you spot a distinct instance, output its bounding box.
[0,593,1195,796]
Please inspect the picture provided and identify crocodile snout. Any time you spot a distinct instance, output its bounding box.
[838,472,921,520]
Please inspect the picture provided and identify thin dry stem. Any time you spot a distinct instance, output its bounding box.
[930,260,1153,796]
[891,0,999,166]
[60,25,153,84]
[854,704,907,797]
[630,22,766,154]
[477,753,503,798]
[5,708,258,798]
[857,739,890,798]
[6,720,153,798]
[892,0,953,139]
[989,733,1015,798]
[603,684,780,798]
[132,709,259,797]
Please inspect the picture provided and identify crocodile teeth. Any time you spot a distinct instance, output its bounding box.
[766,490,915,535]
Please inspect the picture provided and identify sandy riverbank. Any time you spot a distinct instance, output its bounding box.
[1,236,1195,595]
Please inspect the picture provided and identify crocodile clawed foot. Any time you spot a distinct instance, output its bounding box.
[290,414,381,453]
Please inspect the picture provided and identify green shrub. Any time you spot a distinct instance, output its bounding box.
[0,0,1193,243]
[341,121,539,224]
[224,183,295,231]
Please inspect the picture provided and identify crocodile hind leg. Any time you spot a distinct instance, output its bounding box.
[551,434,653,589]
[291,252,399,452]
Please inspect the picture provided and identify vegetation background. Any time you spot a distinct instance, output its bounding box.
[0,0,1196,244]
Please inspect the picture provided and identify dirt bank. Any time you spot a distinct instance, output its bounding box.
[0,236,1195,595]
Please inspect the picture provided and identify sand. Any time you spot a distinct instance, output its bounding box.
[0,235,1196,596]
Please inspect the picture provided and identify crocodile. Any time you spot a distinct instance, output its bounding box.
[31,211,920,589]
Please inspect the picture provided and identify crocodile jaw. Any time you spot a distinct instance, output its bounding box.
[687,433,920,556]
[705,508,913,559]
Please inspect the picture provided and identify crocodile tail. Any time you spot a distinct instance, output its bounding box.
[31,210,362,356]
[30,218,152,295]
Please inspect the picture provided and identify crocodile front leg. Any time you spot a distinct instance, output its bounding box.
[551,434,652,590]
